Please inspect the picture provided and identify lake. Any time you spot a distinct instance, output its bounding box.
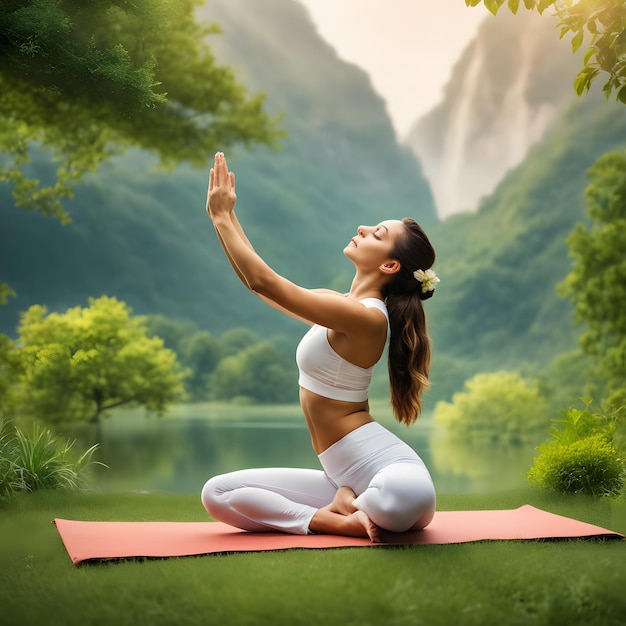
[69,401,540,497]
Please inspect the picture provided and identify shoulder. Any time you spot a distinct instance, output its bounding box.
[359,298,389,321]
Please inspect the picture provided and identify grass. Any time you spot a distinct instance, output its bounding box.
[1,489,625,626]
[0,417,103,498]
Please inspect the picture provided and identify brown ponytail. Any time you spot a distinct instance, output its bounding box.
[381,218,436,426]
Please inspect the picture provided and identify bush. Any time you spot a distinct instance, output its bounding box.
[0,417,103,499]
[434,371,551,443]
[527,403,625,497]
[528,434,624,497]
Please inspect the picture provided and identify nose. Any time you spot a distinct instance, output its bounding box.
[357,225,367,237]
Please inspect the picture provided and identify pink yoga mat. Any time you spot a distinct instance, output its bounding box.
[54,504,623,565]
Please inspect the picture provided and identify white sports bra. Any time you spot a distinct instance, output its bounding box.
[295,298,389,402]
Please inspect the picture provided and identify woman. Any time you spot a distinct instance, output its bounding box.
[201,152,438,542]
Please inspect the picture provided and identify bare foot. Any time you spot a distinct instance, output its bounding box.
[309,506,382,543]
[349,510,382,543]
[328,486,358,516]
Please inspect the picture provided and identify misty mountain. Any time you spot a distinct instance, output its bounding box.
[427,89,626,397]
[3,0,625,407]
[406,10,580,218]
[0,0,436,337]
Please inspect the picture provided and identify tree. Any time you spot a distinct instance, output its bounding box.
[208,341,296,404]
[10,296,187,424]
[434,371,551,443]
[558,151,626,405]
[144,314,199,353]
[0,0,281,223]
[0,333,20,416]
[219,328,262,358]
[179,330,222,401]
[466,0,626,101]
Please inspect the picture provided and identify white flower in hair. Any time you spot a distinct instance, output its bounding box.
[413,268,440,294]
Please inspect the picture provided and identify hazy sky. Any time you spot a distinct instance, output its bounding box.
[296,0,491,138]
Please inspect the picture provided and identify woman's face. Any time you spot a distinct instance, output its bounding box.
[343,219,405,271]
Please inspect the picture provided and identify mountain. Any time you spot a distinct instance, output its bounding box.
[0,0,436,337]
[427,89,626,397]
[406,10,581,218]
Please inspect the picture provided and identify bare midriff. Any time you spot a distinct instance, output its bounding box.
[299,387,375,455]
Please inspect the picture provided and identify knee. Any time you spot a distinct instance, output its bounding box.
[355,465,436,533]
[410,495,436,531]
[200,474,225,517]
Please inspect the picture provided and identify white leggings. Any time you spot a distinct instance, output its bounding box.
[201,422,436,535]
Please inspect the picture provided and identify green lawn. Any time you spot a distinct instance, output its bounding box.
[1,489,625,626]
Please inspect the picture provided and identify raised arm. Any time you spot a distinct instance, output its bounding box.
[206,153,385,336]
[206,160,312,323]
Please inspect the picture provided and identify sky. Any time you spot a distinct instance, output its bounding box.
[295,0,491,138]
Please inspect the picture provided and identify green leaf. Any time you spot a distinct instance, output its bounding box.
[523,0,536,9]
[598,46,618,71]
[603,77,616,99]
[584,47,596,65]
[507,0,520,13]
[484,0,501,15]
[537,0,555,14]
[572,29,584,53]
[573,67,598,95]
[0,0,282,222]
[618,84,626,104]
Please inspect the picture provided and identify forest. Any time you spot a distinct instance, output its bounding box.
[1,0,625,420]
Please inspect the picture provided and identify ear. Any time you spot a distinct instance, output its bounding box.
[379,260,401,276]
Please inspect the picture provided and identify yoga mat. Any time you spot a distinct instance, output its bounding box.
[54,505,624,565]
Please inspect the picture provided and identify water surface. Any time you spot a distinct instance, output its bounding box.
[70,402,538,496]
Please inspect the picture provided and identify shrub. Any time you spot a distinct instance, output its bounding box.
[434,371,550,443]
[527,403,625,497]
[528,434,624,497]
[0,417,104,499]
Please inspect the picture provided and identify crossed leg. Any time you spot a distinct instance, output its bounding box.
[202,463,435,542]
[309,486,381,542]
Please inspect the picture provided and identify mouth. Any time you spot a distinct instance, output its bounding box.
[350,238,357,247]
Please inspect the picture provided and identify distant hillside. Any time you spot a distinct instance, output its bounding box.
[428,90,626,391]
[0,0,436,337]
[406,10,580,218]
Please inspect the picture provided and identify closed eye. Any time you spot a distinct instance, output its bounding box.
[374,225,389,240]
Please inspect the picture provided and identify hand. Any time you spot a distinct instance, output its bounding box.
[207,152,237,220]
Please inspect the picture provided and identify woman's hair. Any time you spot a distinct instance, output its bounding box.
[381,218,436,426]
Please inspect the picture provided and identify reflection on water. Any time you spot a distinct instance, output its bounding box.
[68,403,539,495]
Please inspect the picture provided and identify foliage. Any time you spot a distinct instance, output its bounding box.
[0,0,281,222]
[208,341,296,404]
[558,151,626,405]
[528,402,625,496]
[0,333,21,415]
[434,371,551,443]
[532,349,604,409]
[427,88,626,378]
[8,296,187,424]
[0,416,102,499]
[144,314,199,353]
[144,316,297,403]
[466,0,626,102]
[528,434,624,496]
[0,0,435,343]
[0,284,15,306]
[178,331,222,401]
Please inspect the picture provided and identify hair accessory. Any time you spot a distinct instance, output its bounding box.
[413,268,440,294]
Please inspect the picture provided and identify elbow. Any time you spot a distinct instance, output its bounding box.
[246,268,273,296]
